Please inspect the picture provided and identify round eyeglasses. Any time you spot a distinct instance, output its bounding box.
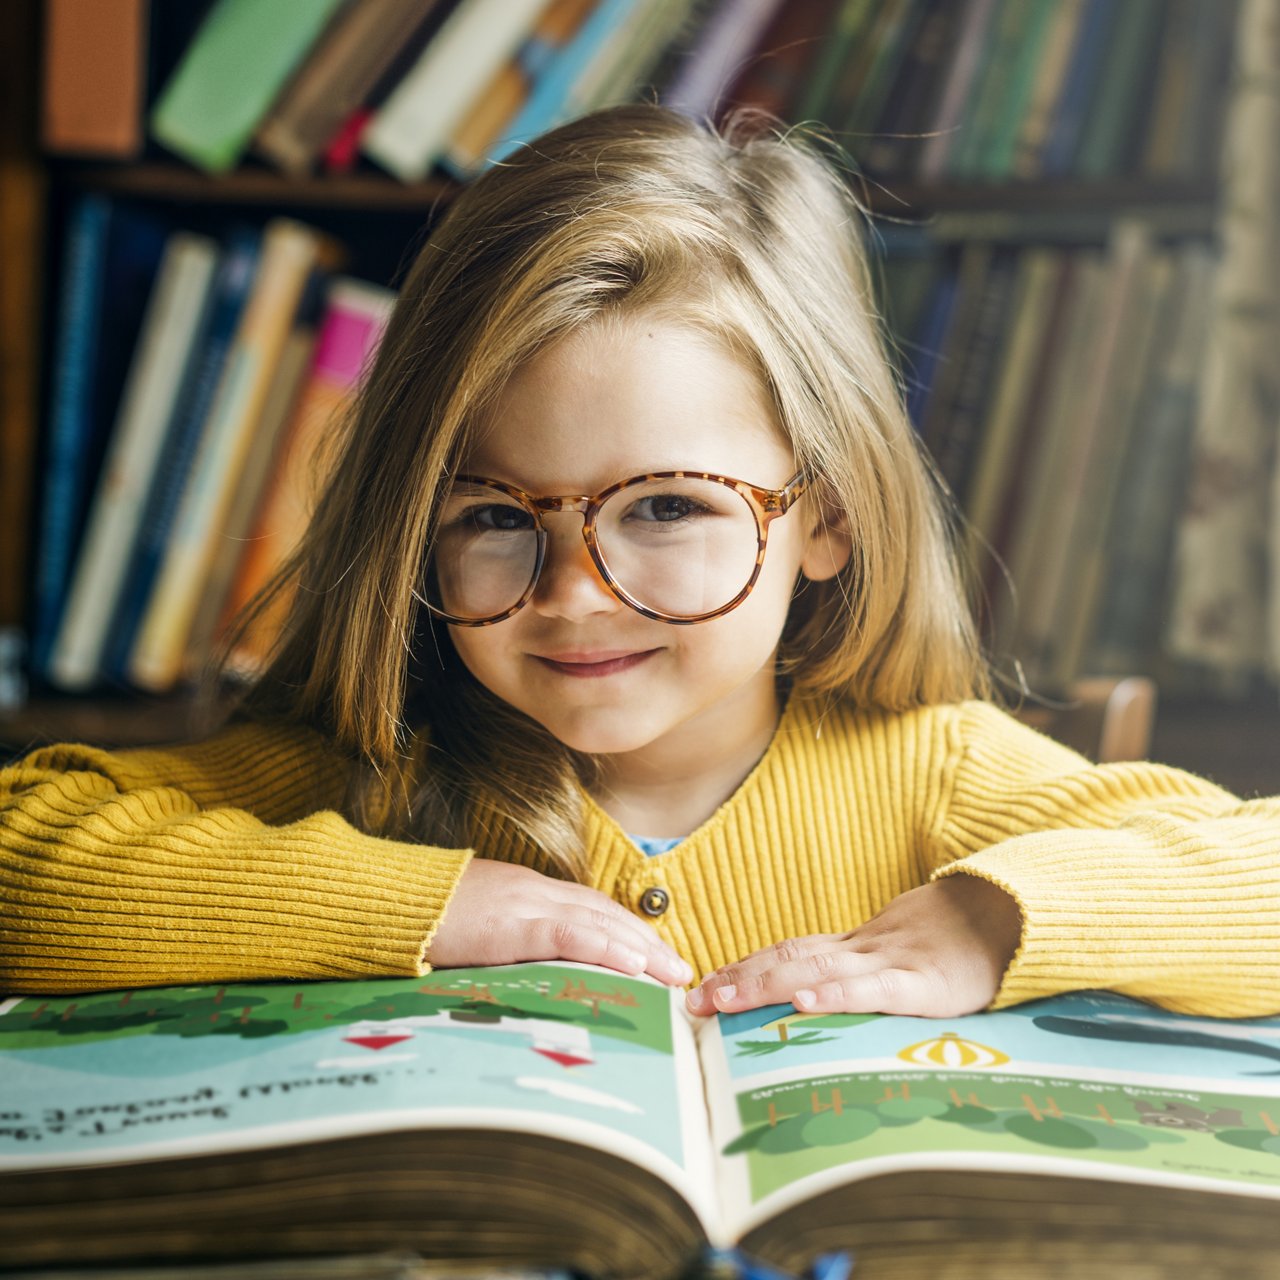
[421,469,810,626]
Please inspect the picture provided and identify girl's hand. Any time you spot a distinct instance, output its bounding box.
[685,876,1022,1019]
[427,858,693,986]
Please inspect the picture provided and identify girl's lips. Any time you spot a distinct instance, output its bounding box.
[533,650,658,678]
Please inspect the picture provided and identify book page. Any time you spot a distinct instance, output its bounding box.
[694,990,1280,1240]
[0,961,720,1235]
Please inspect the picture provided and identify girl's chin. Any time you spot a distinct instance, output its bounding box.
[539,715,664,758]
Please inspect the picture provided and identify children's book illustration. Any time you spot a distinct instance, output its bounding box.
[712,991,1280,1206]
[0,964,683,1168]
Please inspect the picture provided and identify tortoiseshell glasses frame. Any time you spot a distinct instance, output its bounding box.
[424,468,811,626]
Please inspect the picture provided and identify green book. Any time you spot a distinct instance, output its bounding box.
[150,0,345,173]
[4,964,1280,1274]
[795,0,875,124]
[978,0,1059,179]
[1075,0,1166,178]
[948,0,1035,179]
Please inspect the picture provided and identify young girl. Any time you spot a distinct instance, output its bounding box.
[2,105,1278,1022]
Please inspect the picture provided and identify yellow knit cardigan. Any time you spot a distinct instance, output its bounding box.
[2,694,1278,1014]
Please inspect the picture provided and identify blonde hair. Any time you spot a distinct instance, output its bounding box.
[232,104,988,877]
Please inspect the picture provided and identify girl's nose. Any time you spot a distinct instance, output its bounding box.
[529,515,621,620]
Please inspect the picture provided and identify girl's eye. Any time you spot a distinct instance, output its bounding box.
[458,503,535,532]
[627,493,712,523]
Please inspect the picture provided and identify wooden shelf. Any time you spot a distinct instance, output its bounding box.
[50,159,1217,229]
[54,161,456,210]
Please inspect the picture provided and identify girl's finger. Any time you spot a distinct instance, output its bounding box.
[517,915,650,976]
[524,909,691,985]
[551,889,693,984]
[793,967,983,1019]
[687,936,872,1014]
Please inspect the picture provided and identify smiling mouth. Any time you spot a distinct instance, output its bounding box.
[533,650,659,678]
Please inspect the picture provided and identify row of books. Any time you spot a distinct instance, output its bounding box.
[44,0,1238,187]
[43,0,718,182]
[32,196,394,695]
[876,219,1215,687]
[758,0,1240,183]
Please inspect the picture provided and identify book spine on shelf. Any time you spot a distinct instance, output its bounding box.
[361,0,552,183]
[254,0,442,176]
[814,0,901,144]
[961,249,1065,581]
[663,0,789,122]
[1073,0,1165,179]
[1036,0,1118,177]
[1012,225,1152,678]
[916,0,1000,180]
[41,0,149,158]
[222,277,396,676]
[903,265,960,433]
[126,220,336,694]
[31,196,112,677]
[477,0,641,168]
[866,2,963,177]
[933,247,1019,505]
[559,0,698,117]
[792,0,874,126]
[442,0,599,179]
[720,0,839,121]
[47,233,221,692]
[1176,0,1240,178]
[149,0,345,173]
[991,249,1102,657]
[952,0,1040,178]
[1090,246,1216,674]
[1139,0,1197,178]
[1048,247,1175,683]
[974,0,1058,180]
[101,230,262,685]
[838,0,929,149]
[32,198,170,679]
[182,272,329,682]
[1009,0,1086,179]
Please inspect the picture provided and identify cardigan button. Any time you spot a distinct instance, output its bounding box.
[639,886,670,917]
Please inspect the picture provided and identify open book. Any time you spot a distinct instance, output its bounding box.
[4,962,1280,1277]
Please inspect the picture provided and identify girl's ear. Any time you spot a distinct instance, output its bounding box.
[799,506,853,582]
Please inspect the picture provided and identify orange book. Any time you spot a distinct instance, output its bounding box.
[220,277,394,674]
[42,0,149,156]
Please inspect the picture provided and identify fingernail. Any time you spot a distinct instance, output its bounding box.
[713,983,736,1005]
[794,988,816,1010]
[624,949,646,971]
[670,957,693,983]
[686,987,706,1013]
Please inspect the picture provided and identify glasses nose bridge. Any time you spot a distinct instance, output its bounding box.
[531,493,593,516]
[530,493,597,543]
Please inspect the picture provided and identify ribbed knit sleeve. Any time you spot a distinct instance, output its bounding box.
[930,700,1280,1016]
[0,722,472,994]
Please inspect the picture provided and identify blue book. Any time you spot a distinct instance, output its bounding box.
[480,0,638,170]
[903,266,960,434]
[100,228,261,685]
[32,198,169,678]
[1038,0,1118,177]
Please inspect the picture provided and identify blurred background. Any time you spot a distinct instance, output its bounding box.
[1,0,1277,792]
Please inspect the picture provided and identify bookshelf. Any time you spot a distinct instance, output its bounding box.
[2,0,1277,797]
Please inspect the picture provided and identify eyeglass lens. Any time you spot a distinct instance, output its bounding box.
[427,476,761,621]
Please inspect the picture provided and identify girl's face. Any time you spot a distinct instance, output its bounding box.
[447,313,848,775]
